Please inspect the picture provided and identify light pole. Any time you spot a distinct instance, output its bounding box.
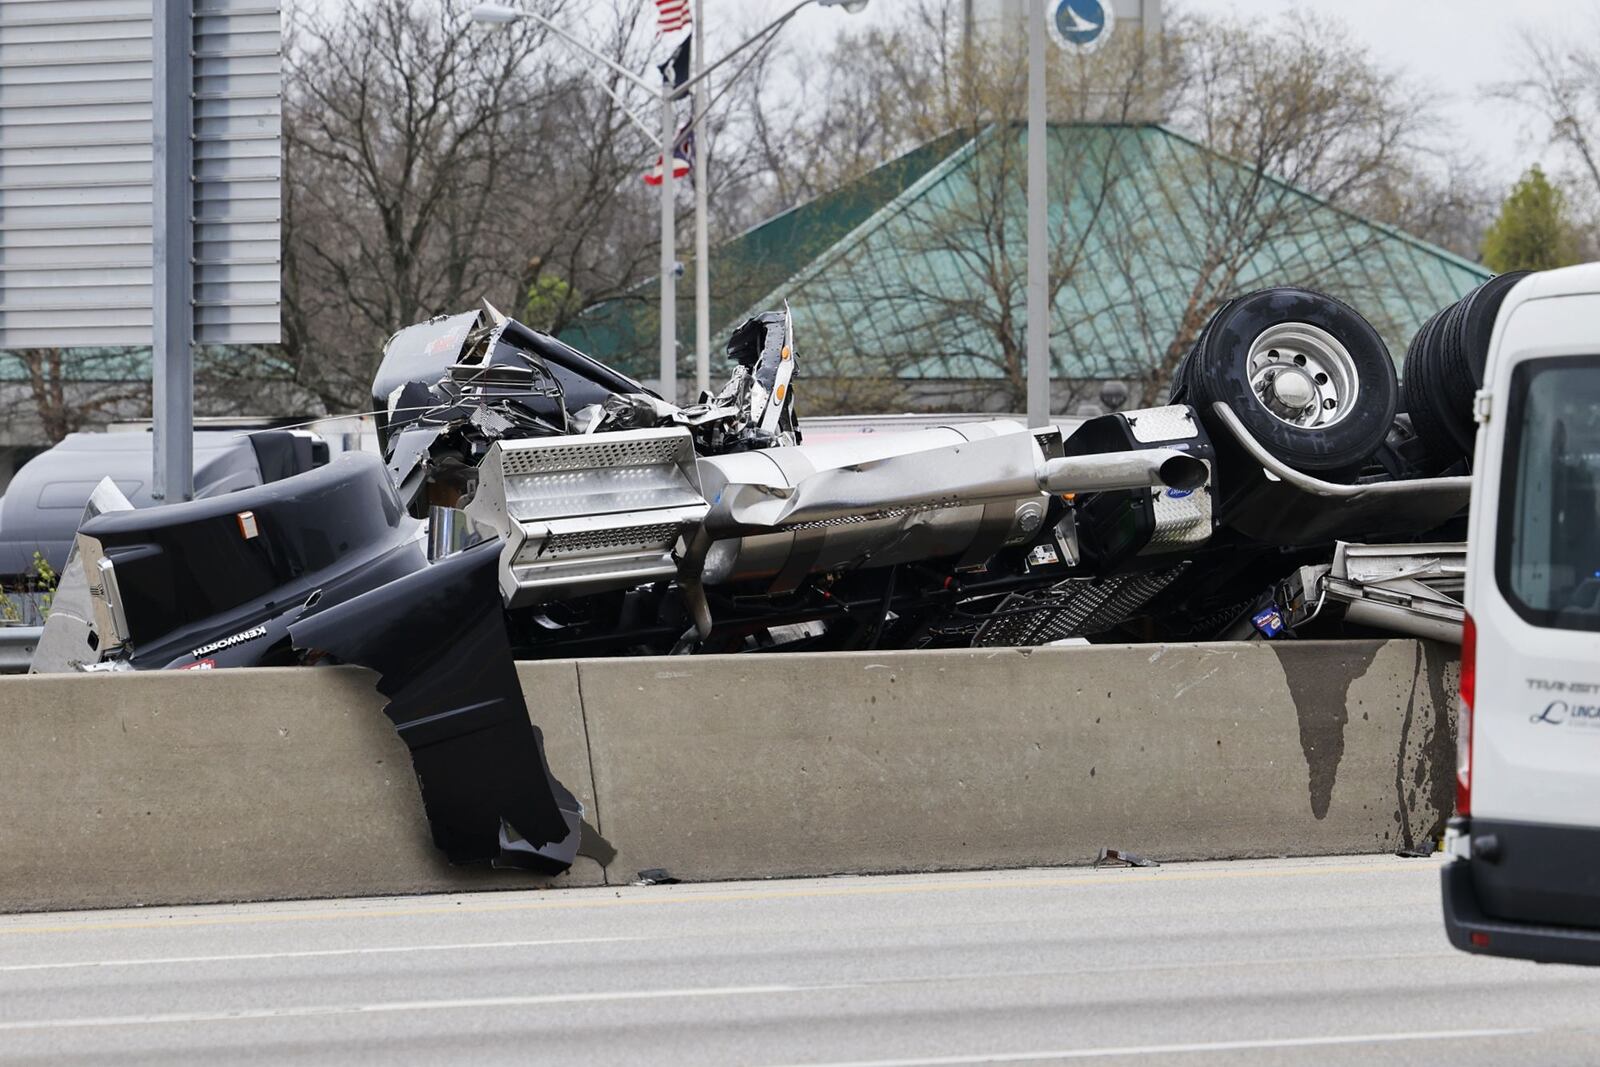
[470,1,867,401]
[471,3,678,394]
[692,0,709,398]
[1026,0,1049,428]
[659,76,677,400]
[1027,0,1116,427]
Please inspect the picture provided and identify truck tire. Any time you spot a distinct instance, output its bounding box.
[1180,288,1397,479]
[1168,296,1240,406]
[1402,308,1464,467]
[1458,270,1531,386]
[1435,297,1479,455]
[1401,271,1531,465]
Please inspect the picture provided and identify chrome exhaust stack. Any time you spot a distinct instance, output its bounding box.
[1037,449,1209,496]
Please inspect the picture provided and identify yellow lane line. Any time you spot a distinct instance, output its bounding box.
[0,859,1424,938]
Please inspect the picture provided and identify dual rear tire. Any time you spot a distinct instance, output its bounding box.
[1171,288,1398,482]
[1401,271,1530,468]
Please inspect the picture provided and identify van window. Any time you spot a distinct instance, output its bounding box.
[1496,355,1600,631]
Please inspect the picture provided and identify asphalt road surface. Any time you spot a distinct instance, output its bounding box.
[2,855,1599,1066]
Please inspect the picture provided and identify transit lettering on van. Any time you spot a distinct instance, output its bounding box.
[1524,677,1600,694]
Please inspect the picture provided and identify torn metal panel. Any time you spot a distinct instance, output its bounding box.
[686,423,1046,589]
[703,426,1045,532]
[1325,541,1467,643]
[31,478,136,674]
[705,308,800,447]
[288,541,581,873]
[372,311,480,435]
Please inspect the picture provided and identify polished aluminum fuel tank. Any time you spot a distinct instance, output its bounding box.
[692,420,1052,589]
[467,417,1207,603]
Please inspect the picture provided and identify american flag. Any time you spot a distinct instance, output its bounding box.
[654,0,691,34]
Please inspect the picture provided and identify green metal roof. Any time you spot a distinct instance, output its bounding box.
[568,123,1491,387]
[559,130,971,379]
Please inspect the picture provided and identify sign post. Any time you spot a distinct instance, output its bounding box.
[152,0,196,503]
[1028,0,1115,429]
[1026,0,1049,429]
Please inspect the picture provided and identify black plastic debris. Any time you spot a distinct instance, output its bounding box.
[634,868,681,886]
[290,540,582,873]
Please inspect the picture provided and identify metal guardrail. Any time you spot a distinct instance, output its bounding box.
[0,626,39,674]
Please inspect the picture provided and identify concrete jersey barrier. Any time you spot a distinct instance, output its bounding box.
[0,664,604,914]
[579,640,1458,881]
[0,640,1456,912]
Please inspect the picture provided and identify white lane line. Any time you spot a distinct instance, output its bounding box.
[763,1028,1542,1066]
[0,983,861,1033]
[0,936,647,974]
[0,943,1451,979]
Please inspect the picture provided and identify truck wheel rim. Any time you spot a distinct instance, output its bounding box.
[1244,322,1361,429]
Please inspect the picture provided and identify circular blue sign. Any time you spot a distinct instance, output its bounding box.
[1049,0,1116,53]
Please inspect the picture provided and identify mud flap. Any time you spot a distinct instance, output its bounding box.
[289,540,581,873]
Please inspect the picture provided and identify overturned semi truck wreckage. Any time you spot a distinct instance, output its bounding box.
[36,278,1508,872]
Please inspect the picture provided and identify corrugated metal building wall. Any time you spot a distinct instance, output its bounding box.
[0,0,155,348]
[0,0,279,350]
[192,0,281,345]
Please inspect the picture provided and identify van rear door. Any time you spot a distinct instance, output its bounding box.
[1465,287,1600,929]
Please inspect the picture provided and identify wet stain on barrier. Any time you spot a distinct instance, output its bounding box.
[1391,642,1461,853]
[1388,639,1465,857]
[1393,646,1424,853]
[1419,641,1461,843]
[1272,641,1384,820]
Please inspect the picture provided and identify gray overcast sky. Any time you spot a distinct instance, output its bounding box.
[718,0,1578,190]
[1181,0,1571,187]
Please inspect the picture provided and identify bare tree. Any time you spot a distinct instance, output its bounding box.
[1488,21,1600,259]
[1350,155,1497,262]
[1121,13,1440,400]
[788,17,1179,412]
[724,4,1442,413]
[280,0,665,412]
[1494,24,1600,200]
[0,349,150,444]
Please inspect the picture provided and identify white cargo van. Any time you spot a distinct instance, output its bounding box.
[1443,263,1600,964]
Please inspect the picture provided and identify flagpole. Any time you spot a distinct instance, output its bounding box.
[470,1,872,407]
[692,0,710,399]
[660,81,677,402]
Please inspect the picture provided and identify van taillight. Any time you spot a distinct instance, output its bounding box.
[1457,612,1476,815]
